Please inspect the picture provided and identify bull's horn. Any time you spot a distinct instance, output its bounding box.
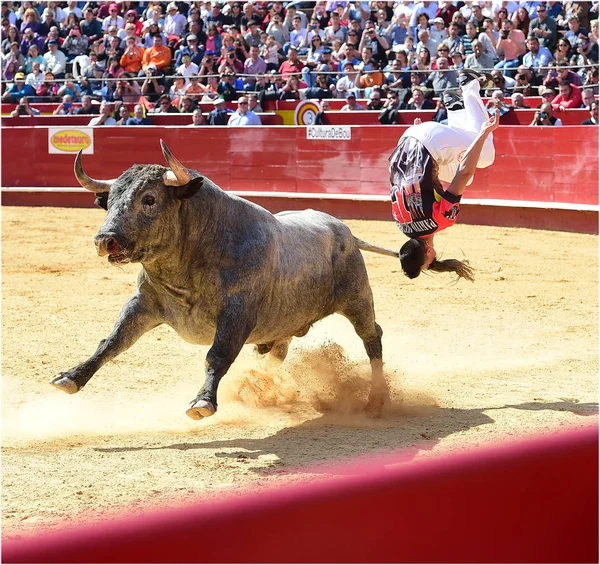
[160,139,191,186]
[74,151,115,193]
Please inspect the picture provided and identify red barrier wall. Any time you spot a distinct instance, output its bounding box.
[2,125,597,205]
[3,426,598,564]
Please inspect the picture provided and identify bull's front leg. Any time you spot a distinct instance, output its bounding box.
[49,293,162,394]
[186,295,257,420]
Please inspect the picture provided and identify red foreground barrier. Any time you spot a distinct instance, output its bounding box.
[3,425,597,564]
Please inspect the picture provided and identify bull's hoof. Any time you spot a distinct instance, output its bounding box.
[49,374,80,395]
[365,395,385,418]
[186,399,216,421]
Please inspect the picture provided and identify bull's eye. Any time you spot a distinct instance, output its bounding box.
[142,195,155,207]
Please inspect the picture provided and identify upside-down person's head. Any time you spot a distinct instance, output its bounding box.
[399,239,475,281]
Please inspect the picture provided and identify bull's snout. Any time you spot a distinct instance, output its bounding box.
[94,233,121,257]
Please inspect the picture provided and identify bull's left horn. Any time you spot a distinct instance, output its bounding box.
[74,151,116,193]
[160,139,191,186]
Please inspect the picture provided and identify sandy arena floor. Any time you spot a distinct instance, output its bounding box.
[2,206,598,539]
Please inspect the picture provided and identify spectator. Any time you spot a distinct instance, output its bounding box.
[88,100,117,125]
[302,72,333,99]
[469,3,486,34]
[378,89,402,124]
[564,15,585,47]
[324,10,348,44]
[242,44,267,90]
[488,68,514,95]
[427,56,457,95]
[124,9,144,37]
[557,61,583,87]
[116,104,130,125]
[19,8,42,36]
[551,79,582,110]
[1,71,35,101]
[198,49,218,79]
[80,8,103,44]
[367,88,384,110]
[407,86,435,109]
[494,19,526,76]
[216,70,238,101]
[554,37,573,65]
[120,36,145,74]
[523,34,552,69]
[279,74,301,100]
[43,39,66,80]
[62,11,81,34]
[2,40,24,69]
[125,104,151,125]
[480,17,500,59]
[56,73,81,101]
[168,74,187,101]
[461,21,479,56]
[385,58,409,90]
[513,65,540,96]
[582,66,598,96]
[177,53,200,83]
[301,34,324,86]
[440,22,463,53]
[538,86,557,106]
[341,91,365,111]
[386,13,410,48]
[432,96,448,123]
[35,71,60,101]
[10,96,40,117]
[185,74,207,101]
[141,35,171,75]
[20,28,44,60]
[529,101,563,126]
[118,22,143,46]
[189,107,206,126]
[140,64,166,103]
[571,35,599,77]
[581,88,596,109]
[154,93,179,113]
[464,39,494,70]
[102,3,124,32]
[217,45,243,75]
[207,96,231,125]
[430,17,448,44]
[228,95,261,125]
[511,91,530,108]
[178,95,196,113]
[25,61,44,91]
[62,26,88,62]
[529,3,558,51]
[76,94,98,115]
[143,22,167,48]
[278,45,303,80]
[206,2,232,31]
[163,3,187,38]
[175,34,203,68]
[415,28,438,60]
[114,73,140,103]
[486,89,513,115]
[248,93,263,113]
[2,23,19,53]
[512,6,531,35]
[413,46,433,74]
[580,100,599,125]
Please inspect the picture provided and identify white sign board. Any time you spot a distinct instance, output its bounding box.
[48,127,94,155]
[306,126,352,141]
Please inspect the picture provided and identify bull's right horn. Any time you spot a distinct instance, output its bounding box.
[160,139,191,186]
[74,151,115,193]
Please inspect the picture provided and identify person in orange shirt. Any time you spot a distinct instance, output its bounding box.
[120,36,145,74]
[141,35,172,75]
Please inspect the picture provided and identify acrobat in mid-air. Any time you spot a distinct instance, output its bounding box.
[390,69,500,280]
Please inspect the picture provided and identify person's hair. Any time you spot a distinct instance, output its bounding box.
[399,239,475,281]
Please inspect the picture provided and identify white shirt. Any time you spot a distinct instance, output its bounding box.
[102,15,125,31]
[88,115,117,126]
[228,110,262,126]
[177,62,200,84]
[290,28,308,48]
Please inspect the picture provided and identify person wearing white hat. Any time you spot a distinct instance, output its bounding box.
[430,17,448,44]
[164,2,187,37]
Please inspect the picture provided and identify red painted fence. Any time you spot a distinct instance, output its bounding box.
[3,426,598,564]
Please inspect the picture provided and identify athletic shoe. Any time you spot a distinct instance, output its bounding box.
[459,69,494,89]
[442,90,465,112]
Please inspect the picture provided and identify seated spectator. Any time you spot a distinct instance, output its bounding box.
[413,46,432,74]
[2,71,35,102]
[260,33,282,72]
[538,86,557,106]
[340,91,365,111]
[80,8,103,44]
[10,96,40,117]
[494,19,526,76]
[204,23,223,55]
[488,69,514,96]
[153,93,179,113]
[336,61,360,97]
[228,95,262,126]
[529,102,563,126]
[301,34,324,86]
[143,22,167,48]
[581,88,596,109]
[557,62,583,87]
[125,104,152,125]
[141,35,171,75]
[185,75,208,101]
[278,45,304,80]
[242,44,267,90]
[62,26,88,62]
[218,45,243,75]
[580,100,599,125]
[523,35,552,69]
[426,56,457,95]
[124,9,144,37]
[57,73,82,101]
[461,21,479,56]
[207,97,232,125]
[356,46,384,89]
[571,35,599,78]
[102,3,124,32]
[279,74,301,100]
[248,93,263,113]
[76,94,98,115]
[440,21,463,54]
[378,89,402,124]
[464,37,495,72]
[486,89,513,115]
[120,36,145,74]
[178,95,196,114]
[119,21,143,47]
[116,104,130,125]
[367,88,384,110]
[19,8,42,36]
[432,97,448,123]
[177,52,200,83]
[25,61,45,91]
[88,100,117,125]
[360,20,388,69]
[554,37,573,65]
[551,80,583,110]
[163,2,187,38]
[430,17,448,44]
[288,15,308,53]
[407,86,435,110]
[217,70,239,101]
[20,28,44,61]
[140,64,166,103]
[43,39,66,80]
[175,34,204,68]
[34,71,60,102]
[189,108,206,126]
[114,73,140,103]
[2,59,19,83]
[529,3,558,51]
[513,65,540,97]
[106,33,125,61]
[302,72,334,99]
[168,74,187,100]
[449,49,465,70]
[244,19,262,49]
[510,92,530,108]
[415,28,438,63]
[581,65,599,96]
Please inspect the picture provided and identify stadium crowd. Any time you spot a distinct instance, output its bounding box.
[1,0,598,126]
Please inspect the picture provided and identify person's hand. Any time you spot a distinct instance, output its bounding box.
[481,109,500,133]
[556,105,566,112]
[413,117,422,125]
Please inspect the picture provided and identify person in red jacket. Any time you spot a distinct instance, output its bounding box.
[551,80,582,111]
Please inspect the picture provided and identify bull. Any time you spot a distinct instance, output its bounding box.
[50,141,398,420]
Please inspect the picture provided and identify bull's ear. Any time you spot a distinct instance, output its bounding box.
[94,192,109,210]
[174,176,204,200]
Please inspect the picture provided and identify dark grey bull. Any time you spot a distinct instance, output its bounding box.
[50,141,398,420]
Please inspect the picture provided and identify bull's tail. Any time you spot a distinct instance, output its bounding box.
[354,237,399,258]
